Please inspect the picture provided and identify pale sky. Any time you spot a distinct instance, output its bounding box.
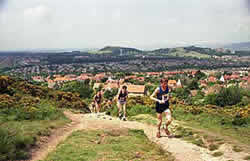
[0,0,250,50]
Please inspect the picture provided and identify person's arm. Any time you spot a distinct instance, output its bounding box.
[115,88,121,100]
[150,87,163,103]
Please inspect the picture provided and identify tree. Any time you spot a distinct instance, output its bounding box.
[195,70,206,80]
[187,79,199,90]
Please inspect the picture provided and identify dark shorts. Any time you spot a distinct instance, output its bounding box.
[95,101,101,104]
[156,102,169,113]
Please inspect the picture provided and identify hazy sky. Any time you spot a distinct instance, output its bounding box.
[0,0,249,50]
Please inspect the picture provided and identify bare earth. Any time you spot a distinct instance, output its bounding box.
[29,111,250,161]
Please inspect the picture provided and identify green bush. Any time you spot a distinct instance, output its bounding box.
[215,86,242,107]
[204,86,244,107]
[232,114,248,126]
[174,87,190,100]
[103,88,118,100]
[187,79,199,90]
[204,94,217,105]
[60,81,94,99]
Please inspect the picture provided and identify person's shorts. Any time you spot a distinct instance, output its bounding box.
[156,103,169,113]
[118,100,127,105]
[95,101,101,105]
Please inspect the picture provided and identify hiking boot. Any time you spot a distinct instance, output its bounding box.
[118,113,123,120]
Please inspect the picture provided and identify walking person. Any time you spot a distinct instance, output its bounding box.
[93,90,103,114]
[116,85,128,121]
[150,78,172,138]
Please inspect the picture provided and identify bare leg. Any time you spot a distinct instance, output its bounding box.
[123,103,127,118]
[157,113,162,138]
[117,102,122,117]
[165,109,172,136]
[96,102,100,113]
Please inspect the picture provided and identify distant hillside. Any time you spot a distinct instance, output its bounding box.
[151,46,214,58]
[224,42,250,51]
[152,48,170,54]
[99,46,143,54]
[151,45,250,58]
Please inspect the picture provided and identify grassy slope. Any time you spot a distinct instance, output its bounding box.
[172,108,250,145]
[0,110,70,161]
[44,129,174,161]
[129,110,250,149]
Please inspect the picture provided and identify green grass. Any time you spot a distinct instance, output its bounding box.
[129,114,158,125]
[43,129,175,161]
[0,108,70,161]
[172,108,250,145]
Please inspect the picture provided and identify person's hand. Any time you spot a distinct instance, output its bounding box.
[158,100,165,104]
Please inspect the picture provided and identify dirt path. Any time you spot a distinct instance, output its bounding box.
[29,111,250,161]
[29,111,82,161]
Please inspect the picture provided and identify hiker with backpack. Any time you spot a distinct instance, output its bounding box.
[150,78,172,138]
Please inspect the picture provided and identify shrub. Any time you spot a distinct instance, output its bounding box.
[204,94,217,105]
[215,86,242,107]
[232,114,248,126]
[0,94,16,108]
[174,87,190,100]
[187,79,199,90]
[60,81,94,99]
[103,88,118,100]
